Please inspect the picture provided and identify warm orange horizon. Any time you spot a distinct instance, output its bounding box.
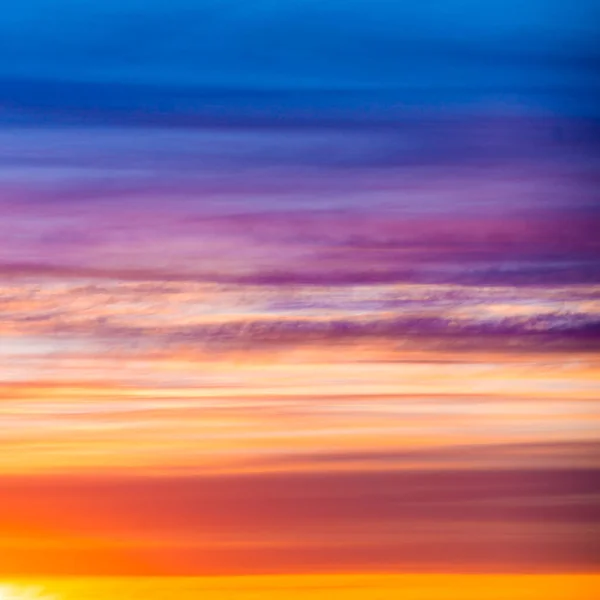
[0,575,598,600]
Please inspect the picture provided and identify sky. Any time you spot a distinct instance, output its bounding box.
[0,0,599,116]
[0,0,599,595]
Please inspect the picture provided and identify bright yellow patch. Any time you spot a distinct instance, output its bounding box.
[2,575,599,600]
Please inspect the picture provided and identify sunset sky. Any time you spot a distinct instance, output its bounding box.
[0,0,599,597]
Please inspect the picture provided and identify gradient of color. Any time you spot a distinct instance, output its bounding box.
[0,1,599,598]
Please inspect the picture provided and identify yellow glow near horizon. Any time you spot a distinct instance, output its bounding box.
[0,585,58,600]
[1,576,599,600]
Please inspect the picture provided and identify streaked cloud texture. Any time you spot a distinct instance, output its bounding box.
[0,0,599,587]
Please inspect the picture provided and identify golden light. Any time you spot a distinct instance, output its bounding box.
[0,585,58,600]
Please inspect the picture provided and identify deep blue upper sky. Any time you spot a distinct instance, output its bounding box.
[1,1,598,117]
